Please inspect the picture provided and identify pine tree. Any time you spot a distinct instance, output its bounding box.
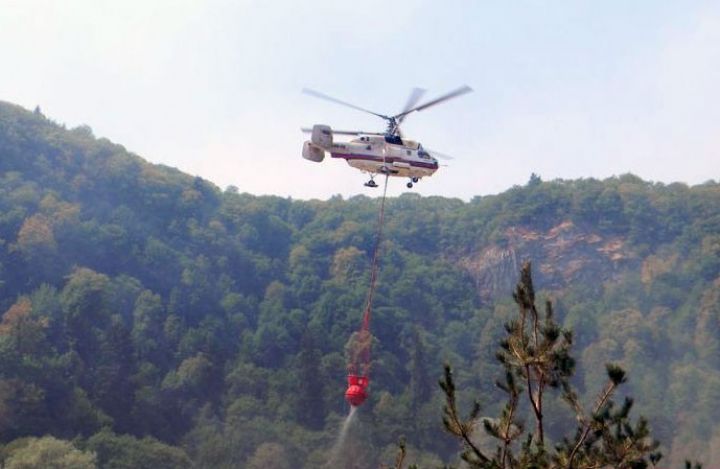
[438,261,662,468]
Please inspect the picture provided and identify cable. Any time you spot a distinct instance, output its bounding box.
[357,174,389,375]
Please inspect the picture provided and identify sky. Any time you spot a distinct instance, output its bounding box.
[1,0,718,200]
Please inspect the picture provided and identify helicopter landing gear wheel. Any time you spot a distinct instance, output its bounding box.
[412,177,419,183]
[407,182,413,189]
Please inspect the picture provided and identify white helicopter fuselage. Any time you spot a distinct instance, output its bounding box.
[302,125,439,180]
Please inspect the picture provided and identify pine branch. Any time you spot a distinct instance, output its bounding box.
[393,437,407,469]
[439,364,489,465]
[497,371,521,467]
[525,364,545,445]
[566,365,626,468]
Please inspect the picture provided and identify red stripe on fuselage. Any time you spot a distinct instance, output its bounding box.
[330,153,438,170]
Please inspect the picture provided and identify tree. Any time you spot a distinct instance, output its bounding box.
[407,326,432,419]
[132,290,166,364]
[60,268,111,351]
[0,298,48,356]
[246,442,291,469]
[2,436,96,469]
[93,315,136,432]
[84,428,191,469]
[695,280,720,369]
[294,329,325,429]
[439,262,662,468]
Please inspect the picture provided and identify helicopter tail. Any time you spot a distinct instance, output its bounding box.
[310,124,333,147]
[302,141,325,162]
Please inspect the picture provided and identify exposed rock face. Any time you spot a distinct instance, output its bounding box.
[456,221,637,301]
[457,244,518,302]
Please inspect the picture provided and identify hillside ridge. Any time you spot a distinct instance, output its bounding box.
[1,99,719,466]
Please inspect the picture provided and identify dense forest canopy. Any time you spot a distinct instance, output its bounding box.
[0,101,719,467]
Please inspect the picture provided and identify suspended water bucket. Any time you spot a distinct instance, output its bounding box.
[345,374,369,407]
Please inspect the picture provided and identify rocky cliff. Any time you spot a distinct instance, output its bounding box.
[457,220,637,301]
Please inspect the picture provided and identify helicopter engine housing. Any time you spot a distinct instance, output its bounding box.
[302,141,325,162]
[310,124,333,148]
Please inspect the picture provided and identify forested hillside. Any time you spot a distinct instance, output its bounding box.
[1,101,719,467]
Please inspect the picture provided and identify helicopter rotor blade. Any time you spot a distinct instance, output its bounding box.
[397,88,426,125]
[394,85,473,120]
[425,148,454,160]
[333,130,386,136]
[303,88,390,120]
[395,87,426,137]
[301,127,385,136]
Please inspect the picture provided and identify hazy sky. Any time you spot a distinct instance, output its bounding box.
[1,0,718,200]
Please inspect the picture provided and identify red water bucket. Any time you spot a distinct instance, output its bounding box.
[345,374,369,407]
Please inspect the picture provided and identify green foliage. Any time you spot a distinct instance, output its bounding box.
[294,330,325,429]
[2,436,97,469]
[0,101,718,466]
[439,364,486,466]
[440,262,661,468]
[84,428,191,469]
[246,442,291,469]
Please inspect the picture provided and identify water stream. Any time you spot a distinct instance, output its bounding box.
[325,406,358,467]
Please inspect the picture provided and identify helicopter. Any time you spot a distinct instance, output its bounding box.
[301,86,472,188]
